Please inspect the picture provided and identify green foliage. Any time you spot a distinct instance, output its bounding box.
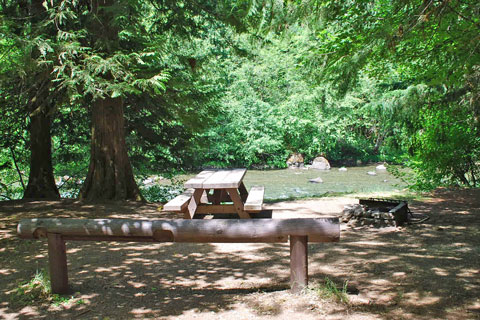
[200,28,406,167]
[125,19,232,171]
[269,0,480,188]
[408,101,480,189]
[140,182,185,203]
[1,0,479,198]
[0,0,252,199]
[0,147,27,200]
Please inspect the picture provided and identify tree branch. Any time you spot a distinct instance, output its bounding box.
[9,146,25,191]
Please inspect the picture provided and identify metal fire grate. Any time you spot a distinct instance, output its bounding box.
[358,198,411,227]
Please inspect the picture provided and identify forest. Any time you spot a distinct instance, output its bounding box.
[1,0,479,201]
[1,2,480,319]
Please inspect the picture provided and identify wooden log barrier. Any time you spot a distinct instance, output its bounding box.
[17,218,339,294]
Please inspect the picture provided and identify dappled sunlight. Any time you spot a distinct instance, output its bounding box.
[392,271,406,278]
[0,269,14,276]
[130,307,155,317]
[1,190,479,319]
[457,268,479,278]
[400,253,462,260]
[128,281,147,289]
[404,292,441,305]
[93,266,121,273]
[431,267,449,276]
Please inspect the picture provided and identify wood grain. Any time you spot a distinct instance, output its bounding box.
[18,218,340,243]
[244,186,264,211]
[184,170,215,188]
[202,169,246,188]
[226,188,251,219]
[47,233,69,294]
[290,235,308,293]
[163,188,194,212]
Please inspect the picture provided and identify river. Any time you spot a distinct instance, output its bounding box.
[241,166,406,201]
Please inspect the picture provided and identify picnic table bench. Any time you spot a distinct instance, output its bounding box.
[163,169,265,219]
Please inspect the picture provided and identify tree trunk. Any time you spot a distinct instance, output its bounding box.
[80,97,143,201]
[21,0,59,200]
[78,0,143,202]
[23,108,60,199]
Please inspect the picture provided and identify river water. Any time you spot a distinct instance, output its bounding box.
[242,166,406,201]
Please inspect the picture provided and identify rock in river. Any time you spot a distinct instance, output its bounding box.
[311,156,331,170]
[287,153,304,168]
[309,177,323,183]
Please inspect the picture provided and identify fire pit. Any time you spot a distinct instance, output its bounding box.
[342,198,410,227]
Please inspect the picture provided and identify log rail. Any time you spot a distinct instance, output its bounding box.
[18,218,340,294]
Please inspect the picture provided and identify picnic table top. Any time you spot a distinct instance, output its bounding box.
[184,168,247,189]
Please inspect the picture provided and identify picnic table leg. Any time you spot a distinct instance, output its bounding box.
[226,188,251,219]
[216,189,231,202]
[290,235,308,293]
[47,233,69,294]
[201,189,210,203]
[211,189,232,203]
[186,189,204,219]
[238,182,248,202]
[212,189,222,205]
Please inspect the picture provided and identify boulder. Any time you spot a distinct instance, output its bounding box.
[354,206,365,217]
[376,164,387,171]
[308,177,323,183]
[367,171,377,176]
[342,205,354,221]
[362,218,375,226]
[311,156,331,170]
[286,153,304,168]
[143,178,155,185]
[381,212,394,220]
[371,210,381,219]
[338,167,347,172]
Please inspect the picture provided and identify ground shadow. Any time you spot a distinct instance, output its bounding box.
[1,190,479,319]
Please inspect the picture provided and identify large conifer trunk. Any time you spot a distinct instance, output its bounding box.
[21,0,59,199]
[79,0,143,202]
[23,109,60,199]
[80,97,143,201]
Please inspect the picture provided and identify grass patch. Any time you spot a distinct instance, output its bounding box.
[312,277,350,305]
[14,269,51,304]
[12,269,79,307]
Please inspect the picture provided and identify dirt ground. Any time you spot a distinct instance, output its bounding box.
[0,189,479,320]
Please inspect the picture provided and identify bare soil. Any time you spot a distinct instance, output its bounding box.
[0,189,479,319]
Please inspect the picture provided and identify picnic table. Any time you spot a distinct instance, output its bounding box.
[163,169,264,219]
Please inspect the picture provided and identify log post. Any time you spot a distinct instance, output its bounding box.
[290,235,308,293]
[47,233,68,294]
